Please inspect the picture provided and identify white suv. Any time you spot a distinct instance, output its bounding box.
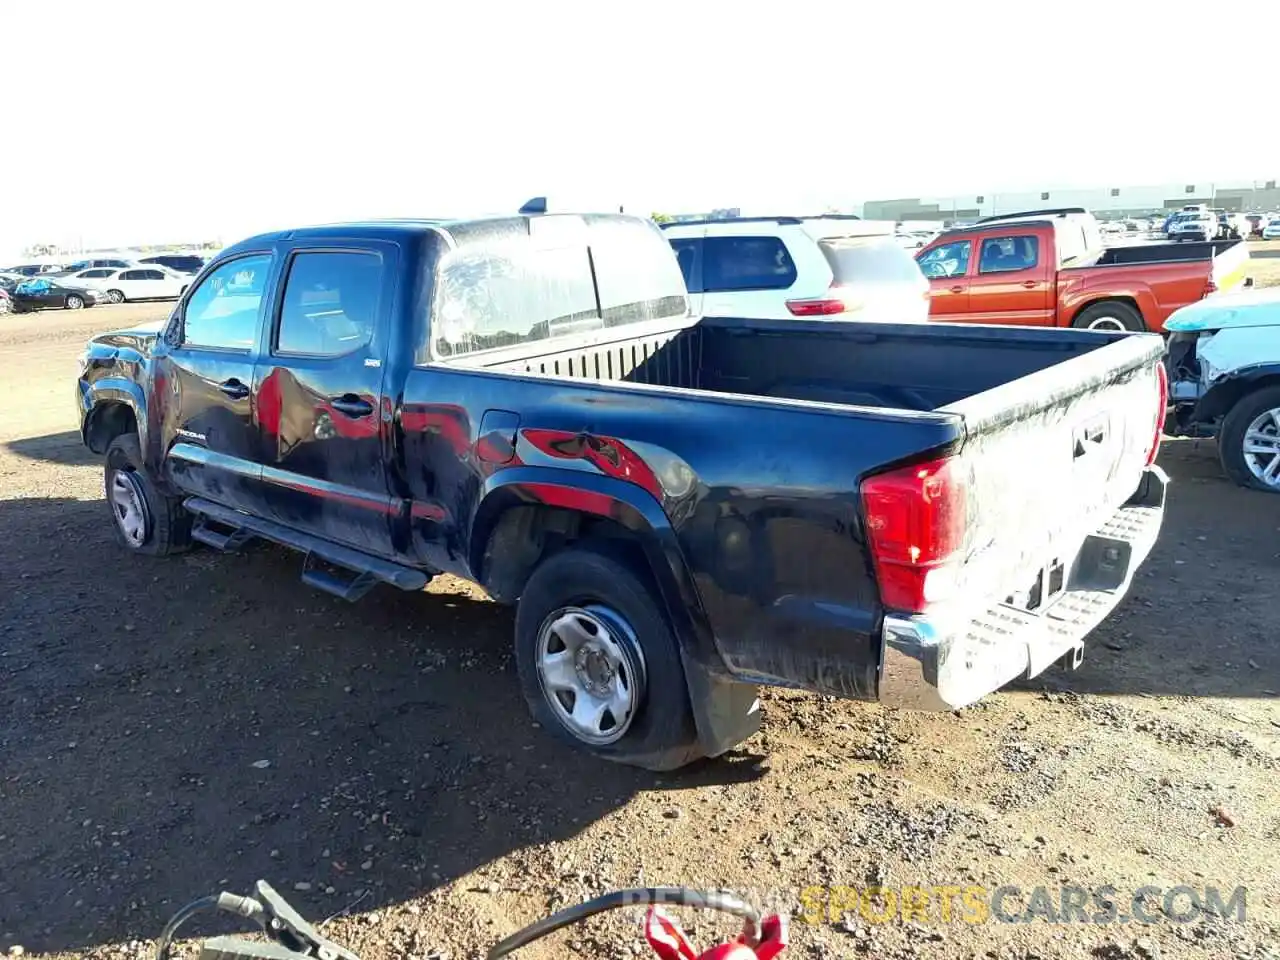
[663,216,929,322]
[1168,210,1217,242]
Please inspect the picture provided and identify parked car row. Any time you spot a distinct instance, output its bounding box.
[656,206,1247,336]
[1162,205,1266,242]
[0,253,206,312]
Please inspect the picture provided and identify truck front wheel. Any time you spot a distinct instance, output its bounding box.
[1219,386,1280,493]
[1072,301,1145,332]
[514,545,703,771]
[104,433,192,555]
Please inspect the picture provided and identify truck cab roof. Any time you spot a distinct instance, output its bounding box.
[225,213,647,255]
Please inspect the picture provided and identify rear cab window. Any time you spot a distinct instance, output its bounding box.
[669,239,700,292]
[430,216,688,359]
[588,216,688,326]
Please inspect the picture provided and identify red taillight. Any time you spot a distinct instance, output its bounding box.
[861,456,967,613]
[1146,363,1168,466]
[786,297,847,317]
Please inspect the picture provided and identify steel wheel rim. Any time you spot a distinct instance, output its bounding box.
[109,470,150,546]
[535,605,645,746]
[67,296,83,309]
[1243,407,1280,487]
[1087,316,1126,331]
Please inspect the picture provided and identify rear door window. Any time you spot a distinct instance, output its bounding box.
[978,235,1040,274]
[275,251,383,357]
[701,236,796,292]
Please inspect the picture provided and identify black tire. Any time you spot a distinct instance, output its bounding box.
[1218,385,1280,493]
[106,289,125,304]
[1072,301,1145,332]
[514,545,703,771]
[104,433,192,555]
[65,295,84,310]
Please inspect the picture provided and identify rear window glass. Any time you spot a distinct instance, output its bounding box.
[433,242,600,357]
[587,217,688,326]
[1055,222,1089,264]
[430,217,688,359]
[819,236,924,284]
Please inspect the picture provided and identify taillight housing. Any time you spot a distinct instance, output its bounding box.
[1146,362,1168,466]
[785,297,847,317]
[861,456,967,614]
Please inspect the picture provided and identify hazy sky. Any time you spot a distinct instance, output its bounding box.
[4,0,1278,256]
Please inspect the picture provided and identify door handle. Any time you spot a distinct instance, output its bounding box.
[217,379,250,400]
[330,395,374,418]
[949,285,964,294]
[1021,280,1038,288]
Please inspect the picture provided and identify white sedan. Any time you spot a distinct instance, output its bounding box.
[1262,219,1280,240]
[79,266,191,303]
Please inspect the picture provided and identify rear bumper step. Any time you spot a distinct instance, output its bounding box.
[878,466,1167,711]
[183,497,429,596]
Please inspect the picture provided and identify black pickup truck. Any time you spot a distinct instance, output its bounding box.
[77,211,1170,770]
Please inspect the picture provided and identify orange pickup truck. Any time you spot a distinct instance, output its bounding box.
[915,208,1251,332]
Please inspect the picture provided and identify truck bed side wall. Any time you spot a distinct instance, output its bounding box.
[1060,239,1246,332]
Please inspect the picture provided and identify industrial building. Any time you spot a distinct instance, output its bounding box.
[856,180,1280,223]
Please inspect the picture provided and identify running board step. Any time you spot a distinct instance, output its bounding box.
[191,519,255,553]
[302,554,381,602]
[183,497,429,598]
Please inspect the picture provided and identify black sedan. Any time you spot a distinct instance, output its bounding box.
[11,277,103,312]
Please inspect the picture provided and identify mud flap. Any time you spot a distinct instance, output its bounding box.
[679,648,761,759]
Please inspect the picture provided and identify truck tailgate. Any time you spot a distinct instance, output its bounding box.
[1211,239,1251,294]
[873,331,1168,709]
[939,332,1165,614]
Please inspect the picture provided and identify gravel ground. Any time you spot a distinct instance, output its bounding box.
[1,293,1277,960]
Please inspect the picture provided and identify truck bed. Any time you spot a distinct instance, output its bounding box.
[437,314,1165,707]
[1073,238,1244,268]
[457,313,1149,414]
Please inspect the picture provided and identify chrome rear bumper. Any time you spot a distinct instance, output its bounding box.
[878,467,1168,711]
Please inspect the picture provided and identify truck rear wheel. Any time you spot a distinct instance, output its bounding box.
[514,545,703,771]
[105,433,192,555]
[1072,301,1145,332]
[1219,386,1280,493]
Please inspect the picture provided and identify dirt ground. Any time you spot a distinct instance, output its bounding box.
[1,270,1278,960]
